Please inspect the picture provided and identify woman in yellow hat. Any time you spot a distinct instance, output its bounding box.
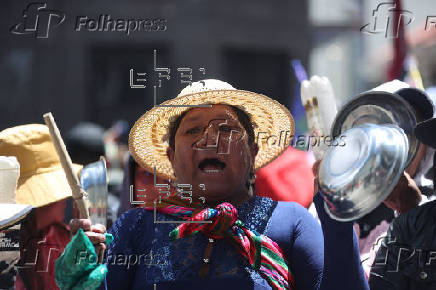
[0,124,83,290]
[65,80,369,290]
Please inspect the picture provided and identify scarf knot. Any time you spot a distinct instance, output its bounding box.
[169,202,238,240]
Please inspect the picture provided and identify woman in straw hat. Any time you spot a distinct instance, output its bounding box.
[67,80,369,290]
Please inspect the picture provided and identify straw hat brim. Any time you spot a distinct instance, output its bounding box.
[129,89,294,180]
[16,164,83,208]
[0,204,33,230]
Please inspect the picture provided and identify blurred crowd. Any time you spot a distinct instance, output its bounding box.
[0,82,435,289]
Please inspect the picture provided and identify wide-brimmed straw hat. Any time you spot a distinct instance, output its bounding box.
[0,124,82,208]
[129,79,295,180]
[0,156,33,230]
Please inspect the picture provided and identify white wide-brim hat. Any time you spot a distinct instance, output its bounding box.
[0,156,32,230]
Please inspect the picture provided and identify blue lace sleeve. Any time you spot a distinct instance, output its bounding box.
[100,208,153,290]
[266,201,324,290]
[313,193,370,290]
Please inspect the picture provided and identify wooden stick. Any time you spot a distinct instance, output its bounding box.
[43,112,90,219]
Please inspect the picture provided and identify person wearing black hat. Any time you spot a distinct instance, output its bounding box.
[66,122,106,166]
[371,81,435,213]
[346,81,436,278]
[369,92,436,290]
[415,117,436,152]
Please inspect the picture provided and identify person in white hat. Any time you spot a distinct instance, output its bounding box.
[0,156,32,289]
[0,156,32,230]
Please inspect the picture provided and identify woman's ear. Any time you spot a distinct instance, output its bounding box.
[167,146,175,165]
[250,143,259,160]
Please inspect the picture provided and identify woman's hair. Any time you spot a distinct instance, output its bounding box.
[168,105,255,150]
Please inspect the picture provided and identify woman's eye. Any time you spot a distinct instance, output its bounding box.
[186,127,200,134]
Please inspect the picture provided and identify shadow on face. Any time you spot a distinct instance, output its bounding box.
[167,104,258,206]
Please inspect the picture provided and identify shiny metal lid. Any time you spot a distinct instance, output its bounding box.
[319,124,408,221]
[80,157,108,226]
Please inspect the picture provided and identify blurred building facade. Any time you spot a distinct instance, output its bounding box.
[309,0,436,105]
[0,0,310,132]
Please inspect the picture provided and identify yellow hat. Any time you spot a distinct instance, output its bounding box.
[129,79,295,180]
[0,124,82,208]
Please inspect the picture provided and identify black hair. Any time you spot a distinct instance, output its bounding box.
[168,105,255,150]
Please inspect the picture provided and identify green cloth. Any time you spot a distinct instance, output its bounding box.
[55,228,114,290]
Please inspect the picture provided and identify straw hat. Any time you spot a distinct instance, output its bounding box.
[129,79,295,180]
[0,156,32,229]
[0,124,82,208]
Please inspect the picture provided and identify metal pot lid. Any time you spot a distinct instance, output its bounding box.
[319,124,408,221]
[80,157,108,226]
[331,91,418,167]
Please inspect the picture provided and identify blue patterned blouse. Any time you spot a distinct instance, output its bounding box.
[99,194,369,290]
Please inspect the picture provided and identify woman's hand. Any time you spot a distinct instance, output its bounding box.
[69,219,107,262]
[383,171,422,214]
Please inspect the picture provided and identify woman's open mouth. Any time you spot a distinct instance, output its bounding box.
[198,158,226,173]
